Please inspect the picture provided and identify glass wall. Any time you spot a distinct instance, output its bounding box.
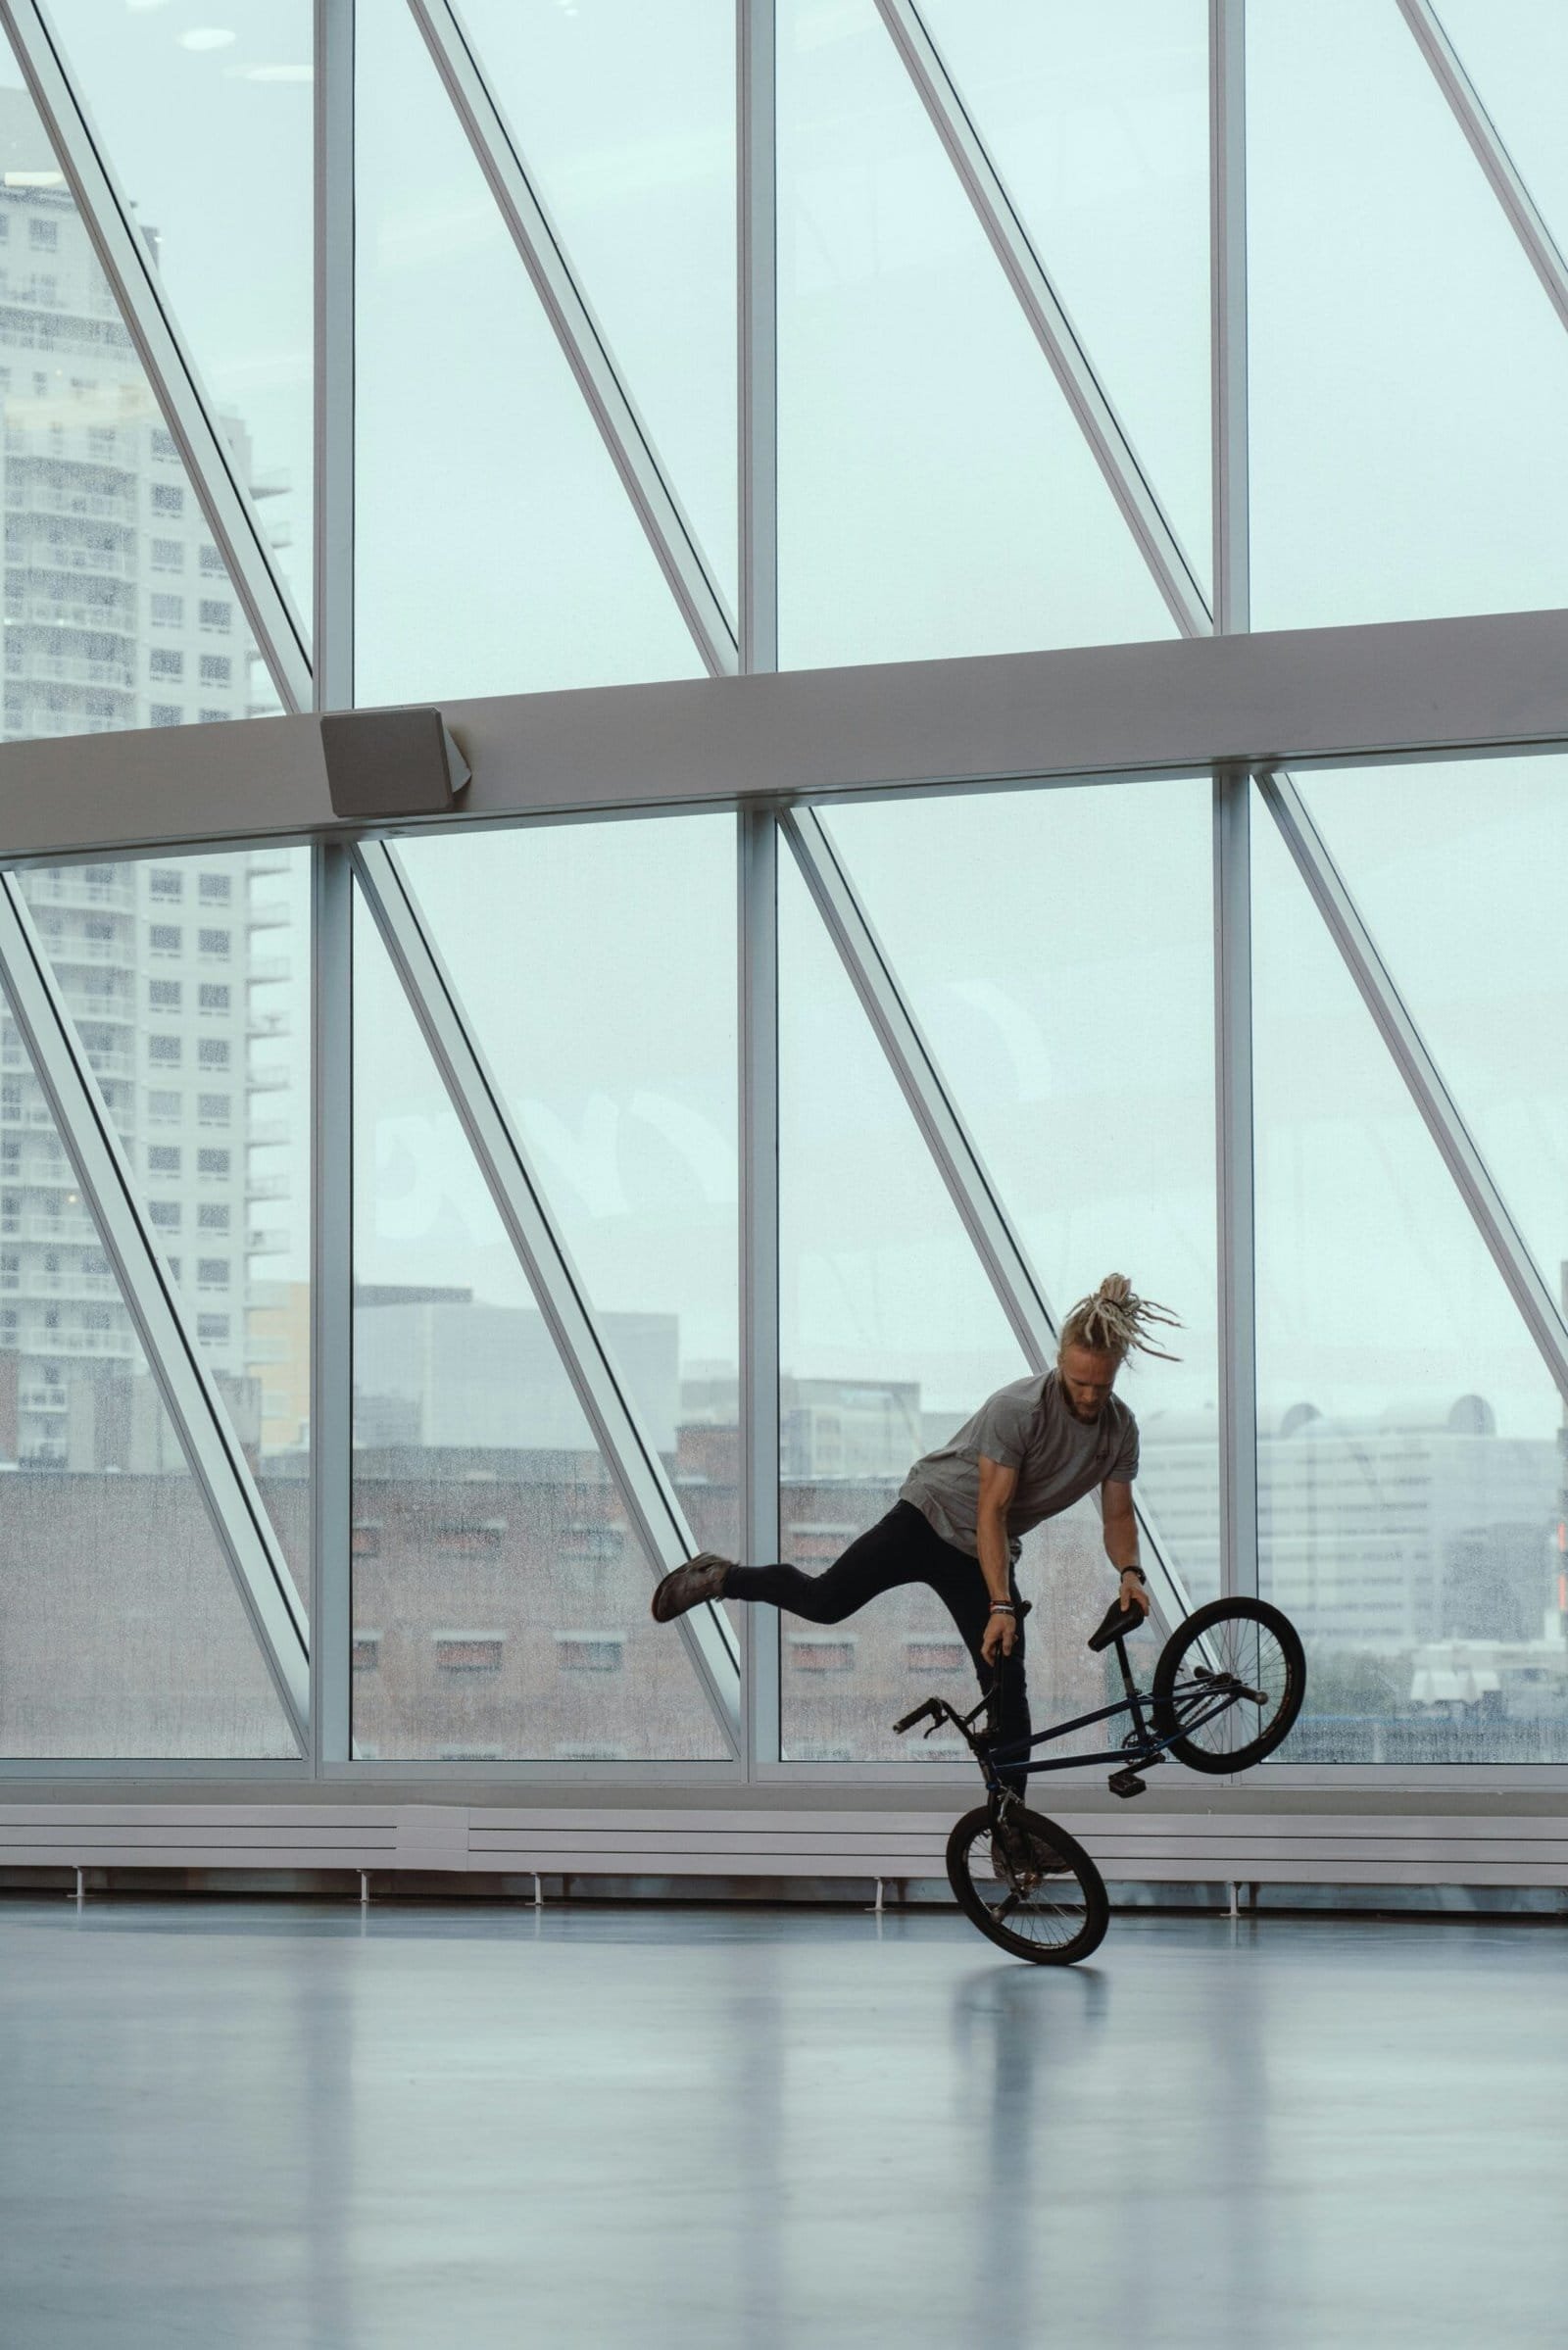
[349,825,734,1765]
[0,845,308,1757]
[1253,766,1568,1764]
[0,5,1564,1781]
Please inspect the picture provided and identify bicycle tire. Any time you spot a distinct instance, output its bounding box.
[1151,1597,1305,1775]
[946,1804,1109,1966]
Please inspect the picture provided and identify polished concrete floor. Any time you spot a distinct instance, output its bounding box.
[2,1896,1564,2350]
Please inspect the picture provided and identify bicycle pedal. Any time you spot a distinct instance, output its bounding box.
[1107,1768,1148,1800]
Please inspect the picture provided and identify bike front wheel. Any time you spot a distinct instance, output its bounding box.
[1151,1597,1305,1774]
[946,1804,1109,1966]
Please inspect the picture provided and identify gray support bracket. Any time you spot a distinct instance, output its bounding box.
[1396,0,1568,339]
[780,805,1195,1634]
[1259,772,1568,1409]
[0,873,311,1744]
[872,0,1211,639]
[0,0,314,712]
[406,0,739,678]
[350,838,743,1755]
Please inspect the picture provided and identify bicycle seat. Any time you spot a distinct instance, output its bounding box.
[1087,1597,1148,1653]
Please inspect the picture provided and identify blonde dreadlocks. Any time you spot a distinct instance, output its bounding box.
[1059,1273,1182,1365]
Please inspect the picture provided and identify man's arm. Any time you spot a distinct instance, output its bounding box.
[1102,1479,1152,1618]
[977,1453,1019,1664]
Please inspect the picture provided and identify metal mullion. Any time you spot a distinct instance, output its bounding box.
[1260,772,1568,1405]
[872,0,1211,640]
[0,873,311,1745]
[1209,0,1249,633]
[0,0,313,712]
[406,0,739,678]
[310,844,353,1768]
[1213,772,1258,1602]
[781,804,1196,1633]
[310,1,355,1773]
[738,0,778,676]
[350,838,743,1754]
[738,808,780,1778]
[1396,0,1568,339]
[315,0,355,716]
[738,6,780,1770]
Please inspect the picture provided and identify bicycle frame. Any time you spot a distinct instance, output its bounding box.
[901,1632,1252,1798]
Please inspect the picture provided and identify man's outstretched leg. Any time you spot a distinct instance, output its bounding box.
[650,1501,937,1628]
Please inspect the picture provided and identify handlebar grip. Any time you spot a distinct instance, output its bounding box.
[893,1698,941,1736]
[1087,1599,1147,1654]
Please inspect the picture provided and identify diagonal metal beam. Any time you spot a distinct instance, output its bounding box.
[406,0,739,679]
[1397,0,1568,339]
[1259,771,1568,1408]
[872,0,1211,640]
[781,805,1196,1633]
[351,838,743,1755]
[0,0,314,713]
[0,872,311,1744]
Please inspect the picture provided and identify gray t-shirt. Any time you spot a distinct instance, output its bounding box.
[899,1371,1139,1560]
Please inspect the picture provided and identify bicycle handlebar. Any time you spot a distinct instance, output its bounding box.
[892,1697,944,1737]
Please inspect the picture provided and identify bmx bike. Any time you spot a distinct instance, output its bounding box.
[893,1594,1305,1967]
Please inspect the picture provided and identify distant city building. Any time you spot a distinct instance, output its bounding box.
[1140,1395,1559,1652]
[0,89,293,1460]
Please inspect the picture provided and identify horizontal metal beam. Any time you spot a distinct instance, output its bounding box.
[406,0,738,678]
[1397,0,1568,339]
[2,607,1568,859]
[874,0,1210,638]
[1260,772,1568,1409]
[351,838,743,1755]
[0,874,311,1744]
[781,805,1195,1634]
[0,0,314,712]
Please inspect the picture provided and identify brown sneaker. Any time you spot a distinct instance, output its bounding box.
[651,1552,734,1623]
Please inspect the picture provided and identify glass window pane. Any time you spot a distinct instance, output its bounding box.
[397,814,739,1568]
[1298,756,1568,1315]
[1248,0,1568,628]
[917,0,1210,597]
[777,846,1143,1766]
[457,0,736,618]
[18,848,312,1601]
[776,0,1177,669]
[44,0,314,635]
[1433,2,1568,267]
[354,0,705,705]
[0,54,282,738]
[823,777,1220,1609]
[351,881,727,1764]
[0,961,297,1758]
[1251,796,1566,1763]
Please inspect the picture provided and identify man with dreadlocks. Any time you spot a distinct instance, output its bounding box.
[651,1273,1180,1797]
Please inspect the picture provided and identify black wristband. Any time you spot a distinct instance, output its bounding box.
[988,1602,1016,1616]
[1119,1565,1147,1585]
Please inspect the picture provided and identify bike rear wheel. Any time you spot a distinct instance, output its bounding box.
[946,1804,1108,1965]
[1151,1597,1305,1774]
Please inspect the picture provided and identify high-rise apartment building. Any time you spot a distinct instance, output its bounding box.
[0,92,291,1461]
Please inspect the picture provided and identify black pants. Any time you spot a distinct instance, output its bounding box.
[725,1500,1033,1795]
